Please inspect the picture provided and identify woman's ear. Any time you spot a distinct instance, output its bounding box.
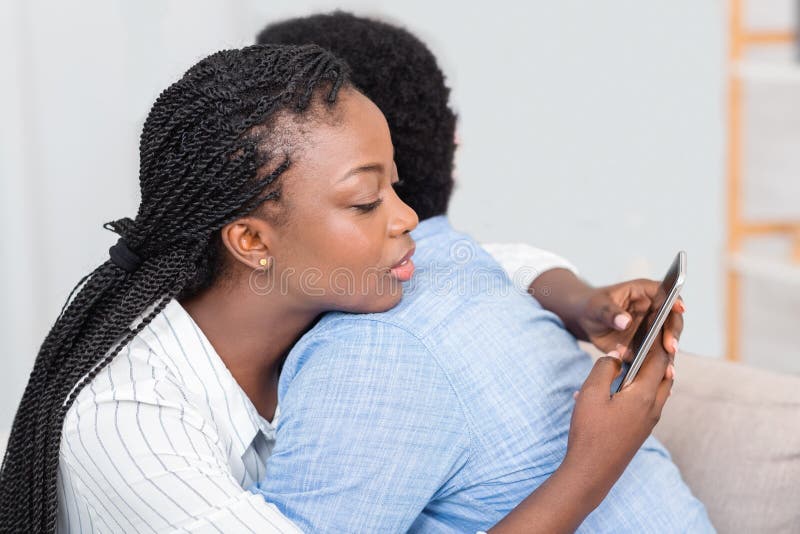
[219,217,274,270]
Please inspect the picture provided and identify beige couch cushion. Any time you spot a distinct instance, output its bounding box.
[580,342,800,533]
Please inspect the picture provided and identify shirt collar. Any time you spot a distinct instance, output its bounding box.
[144,299,275,461]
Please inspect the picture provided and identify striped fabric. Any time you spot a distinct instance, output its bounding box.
[56,299,302,533]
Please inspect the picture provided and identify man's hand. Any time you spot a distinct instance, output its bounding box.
[490,340,676,534]
[529,270,685,358]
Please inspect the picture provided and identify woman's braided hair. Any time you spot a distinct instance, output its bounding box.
[0,43,350,532]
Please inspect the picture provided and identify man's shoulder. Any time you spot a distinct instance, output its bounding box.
[284,223,560,366]
[277,314,466,424]
[323,230,531,334]
[279,222,570,395]
[281,272,559,396]
[282,313,435,382]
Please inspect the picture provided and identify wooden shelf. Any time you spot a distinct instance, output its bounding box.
[742,30,795,45]
[725,0,798,361]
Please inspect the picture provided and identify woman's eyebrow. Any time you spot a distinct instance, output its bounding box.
[338,163,384,183]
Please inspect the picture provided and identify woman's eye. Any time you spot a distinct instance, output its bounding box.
[353,198,383,213]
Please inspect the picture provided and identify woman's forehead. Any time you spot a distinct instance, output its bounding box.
[284,91,393,181]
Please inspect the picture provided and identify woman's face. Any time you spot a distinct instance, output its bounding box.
[261,88,419,314]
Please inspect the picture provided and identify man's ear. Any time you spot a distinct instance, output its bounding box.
[219,216,274,270]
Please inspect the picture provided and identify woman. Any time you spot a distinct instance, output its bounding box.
[0,44,674,533]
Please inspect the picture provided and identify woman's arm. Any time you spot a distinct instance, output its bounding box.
[490,341,675,533]
[481,243,580,293]
[484,243,683,356]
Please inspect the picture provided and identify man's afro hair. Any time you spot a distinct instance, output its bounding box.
[257,11,457,220]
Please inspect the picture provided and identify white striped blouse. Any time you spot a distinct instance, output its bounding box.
[56,243,576,533]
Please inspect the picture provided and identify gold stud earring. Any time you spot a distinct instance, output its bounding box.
[259,257,273,269]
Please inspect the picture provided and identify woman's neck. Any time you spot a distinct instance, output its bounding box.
[180,283,319,421]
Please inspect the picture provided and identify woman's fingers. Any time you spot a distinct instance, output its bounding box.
[654,364,675,411]
[626,279,660,313]
[662,307,684,354]
[634,334,672,390]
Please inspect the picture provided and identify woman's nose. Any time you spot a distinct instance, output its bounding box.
[388,192,419,237]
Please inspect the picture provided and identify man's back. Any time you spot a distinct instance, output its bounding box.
[254,216,711,533]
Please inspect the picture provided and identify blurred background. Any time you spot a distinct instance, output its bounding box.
[0,0,797,450]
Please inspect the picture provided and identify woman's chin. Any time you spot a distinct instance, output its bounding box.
[340,289,405,315]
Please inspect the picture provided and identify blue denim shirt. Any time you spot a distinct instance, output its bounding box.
[252,216,713,533]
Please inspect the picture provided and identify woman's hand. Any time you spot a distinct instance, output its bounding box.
[489,339,675,534]
[529,269,684,358]
[572,279,685,359]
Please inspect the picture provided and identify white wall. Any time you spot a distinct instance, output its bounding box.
[0,0,726,440]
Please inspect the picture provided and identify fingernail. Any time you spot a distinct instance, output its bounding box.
[671,339,679,353]
[679,301,687,313]
[614,314,631,330]
[670,364,676,380]
[666,363,675,380]
[573,391,580,400]
[608,350,621,360]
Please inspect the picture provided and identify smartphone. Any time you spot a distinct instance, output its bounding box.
[614,251,687,393]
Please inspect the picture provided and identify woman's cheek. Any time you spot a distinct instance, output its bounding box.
[339,225,383,262]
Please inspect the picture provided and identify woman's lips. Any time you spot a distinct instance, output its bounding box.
[389,246,416,282]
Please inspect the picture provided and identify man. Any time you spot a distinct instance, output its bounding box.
[252,12,711,532]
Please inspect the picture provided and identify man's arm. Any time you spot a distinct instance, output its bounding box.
[252,320,471,533]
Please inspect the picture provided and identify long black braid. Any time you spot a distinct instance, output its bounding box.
[0,44,350,533]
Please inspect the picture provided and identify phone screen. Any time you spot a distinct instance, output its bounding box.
[614,252,684,392]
